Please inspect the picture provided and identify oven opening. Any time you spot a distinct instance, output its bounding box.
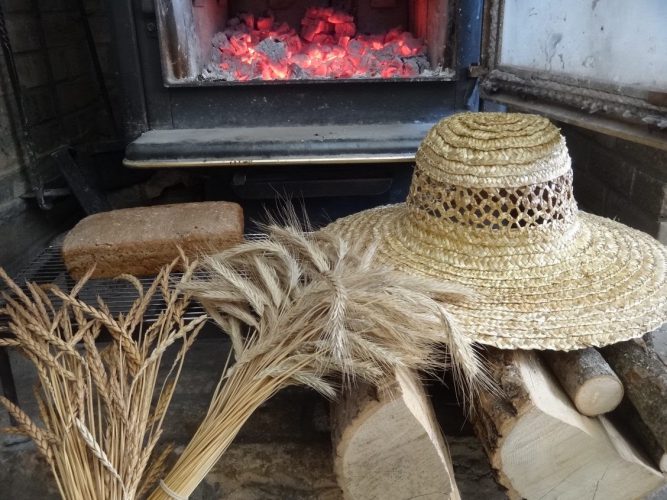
[157,0,452,85]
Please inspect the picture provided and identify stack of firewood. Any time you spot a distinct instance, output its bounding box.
[331,326,667,499]
[472,327,666,499]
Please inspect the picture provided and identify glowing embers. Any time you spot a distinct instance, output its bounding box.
[210,7,430,81]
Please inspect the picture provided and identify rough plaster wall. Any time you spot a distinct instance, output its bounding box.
[499,0,667,90]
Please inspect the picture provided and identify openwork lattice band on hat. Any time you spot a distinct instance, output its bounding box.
[325,112,667,350]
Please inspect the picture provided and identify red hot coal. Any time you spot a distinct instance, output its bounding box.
[208,7,431,81]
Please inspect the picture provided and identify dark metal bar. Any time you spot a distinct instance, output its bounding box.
[455,0,484,111]
[77,0,120,138]
[108,0,149,140]
[0,4,49,209]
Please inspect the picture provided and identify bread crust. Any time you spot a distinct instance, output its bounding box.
[62,202,244,278]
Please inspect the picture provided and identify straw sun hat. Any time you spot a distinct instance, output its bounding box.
[326,112,667,350]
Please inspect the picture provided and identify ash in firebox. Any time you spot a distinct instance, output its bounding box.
[204,7,432,81]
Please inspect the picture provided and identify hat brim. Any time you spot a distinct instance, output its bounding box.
[325,205,667,350]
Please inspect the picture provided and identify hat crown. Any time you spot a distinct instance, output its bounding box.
[408,113,577,233]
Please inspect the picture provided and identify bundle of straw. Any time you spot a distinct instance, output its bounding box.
[0,257,207,500]
[151,223,490,499]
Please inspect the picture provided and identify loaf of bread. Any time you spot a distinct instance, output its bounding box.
[62,202,244,278]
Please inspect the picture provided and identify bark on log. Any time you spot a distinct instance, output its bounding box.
[471,349,664,500]
[609,397,667,472]
[331,368,461,500]
[542,348,623,416]
[600,336,667,464]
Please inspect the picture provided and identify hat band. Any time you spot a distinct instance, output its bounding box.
[406,168,577,233]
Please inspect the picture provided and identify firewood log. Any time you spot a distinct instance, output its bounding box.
[542,348,623,416]
[471,349,664,500]
[331,368,461,500]
[609,397,667,472]
[600,335,667,470]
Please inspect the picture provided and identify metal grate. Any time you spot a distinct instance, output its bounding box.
[0,238,210,328]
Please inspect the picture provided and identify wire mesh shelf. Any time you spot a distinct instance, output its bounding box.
[0,240,209,329]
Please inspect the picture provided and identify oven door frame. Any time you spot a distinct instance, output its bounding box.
[479,0,667,151]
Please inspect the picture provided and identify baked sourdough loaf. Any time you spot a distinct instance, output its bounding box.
[62,202,244,278]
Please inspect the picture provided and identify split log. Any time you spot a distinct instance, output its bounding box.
[542,348,623,416]
[332,368,460,500]
[600,336,667,469]
[472,349,664,500]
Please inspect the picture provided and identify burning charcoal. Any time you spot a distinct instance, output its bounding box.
[290,53,310,67]
[328,12,354,24]
[414,54,430,72]
[301,20,331,42]
[402,58,421,76]
[256,37,287,63]
[256,14,274,31]
[402,34,425,54]
[381,65,402,78]
[212,32,231,51]
[289,63,311,80]
[330,45,345,57]
[346,39,365,58]
[334,22,355,38]
[207,6,428,81]
[273,22,292,35]
[301,25,317,41]
[311,33,334,45]
[305,6,334,19]
[239,13,255,30]
[328,59,346,78]
[285,35,302,54]
[360,53,380,74]
[229,34,250,53]
[374,46,396,62]
[384,27,404,43]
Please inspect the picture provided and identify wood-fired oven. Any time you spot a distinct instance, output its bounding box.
[109,0,483,169]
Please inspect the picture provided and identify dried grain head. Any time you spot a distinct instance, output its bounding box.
[183,221,492,403]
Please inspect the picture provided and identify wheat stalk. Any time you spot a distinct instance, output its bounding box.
[0,395,55,465]
[150,221,491,499]
[74,418,127,496]
[0,257,205,500]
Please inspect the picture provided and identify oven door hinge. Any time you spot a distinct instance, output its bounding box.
[467,64,488,79]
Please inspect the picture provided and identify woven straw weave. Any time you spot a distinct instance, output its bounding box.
[325,112,667,350]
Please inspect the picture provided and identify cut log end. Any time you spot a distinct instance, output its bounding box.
[542,348,623,416]
[574,375,624,417]
[332,368,461,499]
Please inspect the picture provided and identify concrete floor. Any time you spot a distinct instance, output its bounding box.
[0,339,504,499]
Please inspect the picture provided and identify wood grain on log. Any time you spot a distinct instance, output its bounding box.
[471,349,664,500]
[332,368,461,500]
[542,348,623,416]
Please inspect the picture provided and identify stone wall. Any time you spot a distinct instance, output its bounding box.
[562,124,667,244]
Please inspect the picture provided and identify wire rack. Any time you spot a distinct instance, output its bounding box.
[0,239,209,328]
